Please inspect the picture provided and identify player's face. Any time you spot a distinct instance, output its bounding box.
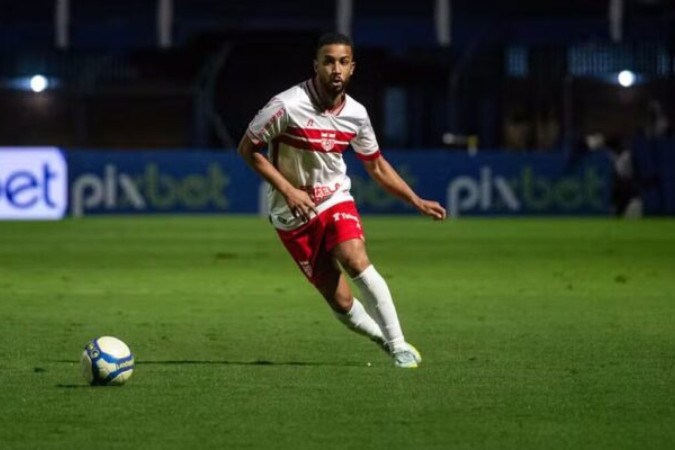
[314,44,355,96]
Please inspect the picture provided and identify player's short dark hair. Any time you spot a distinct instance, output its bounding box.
[315,32,354,57]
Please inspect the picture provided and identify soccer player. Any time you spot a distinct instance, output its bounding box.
[237,32,446,368]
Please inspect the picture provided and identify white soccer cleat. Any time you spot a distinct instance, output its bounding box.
[392,349,418,368]
[403,342,422,364]
[373,339,423,367]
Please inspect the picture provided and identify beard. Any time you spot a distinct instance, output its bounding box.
[323,75,349,96]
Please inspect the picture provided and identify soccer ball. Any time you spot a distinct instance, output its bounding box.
[81,336,135,386]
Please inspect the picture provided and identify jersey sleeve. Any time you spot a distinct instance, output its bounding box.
[246,97,289,148]
[351,114,381,161]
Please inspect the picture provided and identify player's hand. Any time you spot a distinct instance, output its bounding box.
[415,199,447,221]
[284,188,318,222]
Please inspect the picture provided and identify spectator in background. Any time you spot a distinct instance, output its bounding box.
[534,105,561,152]
[503,106,533,151]
[606,136,642,218]
[644,100,671,138]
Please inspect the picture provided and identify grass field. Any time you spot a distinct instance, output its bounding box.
[1,216,674,449]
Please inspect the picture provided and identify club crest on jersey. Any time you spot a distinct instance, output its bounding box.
[321,132,336,151]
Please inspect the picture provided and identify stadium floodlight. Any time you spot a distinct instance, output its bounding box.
[30,75,49,93]
[617,70,636,88]
[5,75,60,92]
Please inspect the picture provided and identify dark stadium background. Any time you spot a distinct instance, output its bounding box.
[2,0,673,218]
[0,1,671,149]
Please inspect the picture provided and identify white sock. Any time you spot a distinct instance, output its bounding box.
[351,265,405,351]
[333,298,384,343]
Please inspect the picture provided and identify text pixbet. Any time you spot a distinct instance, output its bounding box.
[446,166,606,216]
[71,163,230,216]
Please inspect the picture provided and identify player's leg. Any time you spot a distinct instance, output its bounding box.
[331,238,403,348]
[312,265,386,346]
[275,214,384,345]
[332,239,421,368]
[325,201,420,367]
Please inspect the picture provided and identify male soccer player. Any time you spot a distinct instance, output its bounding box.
[237,32,446,368]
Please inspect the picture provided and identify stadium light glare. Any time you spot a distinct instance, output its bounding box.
[617,70,635,88]
[30,75,49,93]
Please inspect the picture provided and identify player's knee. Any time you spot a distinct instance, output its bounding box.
[341,254,370,278]
[324,291,352,314]
[332,239,371,277]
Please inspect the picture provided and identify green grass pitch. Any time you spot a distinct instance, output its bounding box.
[1,216,674,449]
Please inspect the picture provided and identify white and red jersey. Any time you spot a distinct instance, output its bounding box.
[246,78,381,231]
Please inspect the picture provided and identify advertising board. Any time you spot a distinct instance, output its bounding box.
[0,147,68,220]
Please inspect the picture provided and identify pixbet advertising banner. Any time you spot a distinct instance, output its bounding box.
[344,151,613,216]
[66,149,612,217]
[0,147,68,220]
[67,151,261,217]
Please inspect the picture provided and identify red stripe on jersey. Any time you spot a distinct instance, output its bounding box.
[286,126,356,143]
[356,150,381,161]
[278,134,349,153]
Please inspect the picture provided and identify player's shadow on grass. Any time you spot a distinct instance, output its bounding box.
[54,360,370,387]
[53,359,366,368]
[139,359,363,367]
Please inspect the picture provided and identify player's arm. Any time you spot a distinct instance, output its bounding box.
[237,135,317,221]
[362,155,447,220]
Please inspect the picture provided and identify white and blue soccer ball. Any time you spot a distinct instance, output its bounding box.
[81,336,135,386]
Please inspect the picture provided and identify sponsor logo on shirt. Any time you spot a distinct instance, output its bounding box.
[262,108,285,136]
[299,183,340,204]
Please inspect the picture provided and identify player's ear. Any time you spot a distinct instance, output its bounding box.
[313,59,318,73]
[350,61,355,75]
